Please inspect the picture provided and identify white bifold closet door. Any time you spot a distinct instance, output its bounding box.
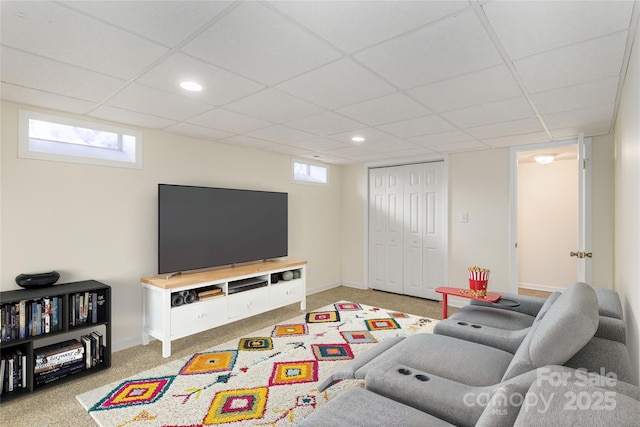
[368,162,446,299]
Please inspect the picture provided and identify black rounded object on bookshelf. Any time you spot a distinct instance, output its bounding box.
[15,271,60,288]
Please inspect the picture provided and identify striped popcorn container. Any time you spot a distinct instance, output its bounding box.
[468,266,490,297]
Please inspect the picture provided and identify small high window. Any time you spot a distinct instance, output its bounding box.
[293,160,328,185]
[19,110,143,169]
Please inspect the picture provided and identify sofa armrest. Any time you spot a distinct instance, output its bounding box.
[469,292,547,317]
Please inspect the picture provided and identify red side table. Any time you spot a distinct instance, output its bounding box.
[435,286,501,319]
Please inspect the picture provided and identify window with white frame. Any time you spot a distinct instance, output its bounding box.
[292,160,328,184]
[19,110,143,169]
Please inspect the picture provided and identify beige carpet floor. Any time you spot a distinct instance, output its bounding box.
[0,286,446,426]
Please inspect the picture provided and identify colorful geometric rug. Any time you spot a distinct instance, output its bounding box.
[76,301,437,426]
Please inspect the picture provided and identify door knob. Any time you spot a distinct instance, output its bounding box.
[570,251,592,258]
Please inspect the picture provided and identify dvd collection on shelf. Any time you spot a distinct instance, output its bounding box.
[69,289,108,326]
[0,280,111,401]
[0,296,64,342]
[1,331,105,394]
[0,289,107,343]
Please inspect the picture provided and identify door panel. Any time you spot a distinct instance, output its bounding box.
[423,162,445,299]
[404,164,423,297]
[368,162,446,298]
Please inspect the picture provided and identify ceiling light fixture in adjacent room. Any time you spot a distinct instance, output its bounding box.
[180,81,203,92]
[532,154,557,165]
[351,136,366,143]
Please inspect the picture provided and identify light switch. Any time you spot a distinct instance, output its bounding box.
[460,212,469,223]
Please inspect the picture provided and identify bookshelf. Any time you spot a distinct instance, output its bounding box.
[0,280,111,402]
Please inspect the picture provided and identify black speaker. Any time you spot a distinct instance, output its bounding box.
[15,271,60,289]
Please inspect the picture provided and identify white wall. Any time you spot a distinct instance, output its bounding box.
[518,158,578,290]
[340,164,366,289]
[448,149,511,292]
[0,101,343,351]
[591,135,615,289]
[613,21,640,383]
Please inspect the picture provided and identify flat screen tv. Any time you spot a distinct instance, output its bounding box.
[158,184,288,274]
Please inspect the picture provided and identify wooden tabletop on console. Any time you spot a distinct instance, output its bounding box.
[141,259,307,289]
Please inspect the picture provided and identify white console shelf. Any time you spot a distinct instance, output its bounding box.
[141,259,307,357]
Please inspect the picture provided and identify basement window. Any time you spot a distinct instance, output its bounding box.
[293,160,328,185]
[19,110,143,169]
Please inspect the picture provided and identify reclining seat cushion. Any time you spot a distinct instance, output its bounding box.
[501,282,599,381]
[433,321,529,354]
[433,290,562,353]
[446,305,536,330]
[354,333,514,387]
[449,291,561,331]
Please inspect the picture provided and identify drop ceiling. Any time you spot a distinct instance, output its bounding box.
[1,1,638,164]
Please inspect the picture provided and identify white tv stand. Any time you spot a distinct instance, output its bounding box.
[141,259,307,357]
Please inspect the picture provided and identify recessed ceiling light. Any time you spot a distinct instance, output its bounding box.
[180,81,203,92]
[351,136,366,142]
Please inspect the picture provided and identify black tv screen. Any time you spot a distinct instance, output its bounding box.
[158,184,288,274]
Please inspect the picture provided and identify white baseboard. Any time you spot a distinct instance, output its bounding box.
[339,281,367,290]
[112,336,143,353]
[518,282,566,293]
[306,282,342,295]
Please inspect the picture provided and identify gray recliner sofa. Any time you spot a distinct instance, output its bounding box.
[303,282,639,426]
[434,285,636,384]
[301,366,640,426]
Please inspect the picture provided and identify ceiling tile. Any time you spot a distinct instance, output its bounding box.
[246,125,315,144]
[187,108,271,134]
[164,122,233,141]
[531,76,620,115]
[276,58,396,109]
[543,104,615,131]
[366,139,423,153]
[299,152,352,164]
[181,1,341,85]
[328,127,395,144]
[220,135,277,149]
[285,111,364,136]
[336,93,432,126]
[441,97,535,129]
[408,130,476,147]
[271,0,469,53]
[354,9,503,89]
[430,140,487,152]
[483,0,635,60]
[514,32,629,94]
[550,122,613,140]
[465,117,545,140]
[136,53,264,106]
[1,1,168,79]
[89,105,176,129]
[261,143,311,156]
[323,145,391,162]
[106,83,213,121]
[377,115,456,138]
[287,137,351,152]
[407,65,522,113]
[63,0,233,47]
[224,88,324,123]
[1,47,126,103]
[1,83,97,115]
[482,131,551,148]
[388,147,435,158]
